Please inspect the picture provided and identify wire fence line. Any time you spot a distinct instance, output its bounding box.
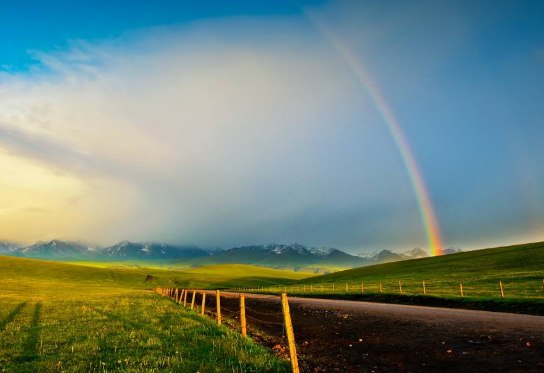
[230,278,544,300]
[157,280,544,373]
[157,287,304,373]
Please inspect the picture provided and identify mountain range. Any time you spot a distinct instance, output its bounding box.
[0,239,462,271]
[102,241,209,260]
[0,240,20,254]
[357,247,429,263]
[190,243,367,269]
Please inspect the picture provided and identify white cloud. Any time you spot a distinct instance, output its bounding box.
[0,10,428,249]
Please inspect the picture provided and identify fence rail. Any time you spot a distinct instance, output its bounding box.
[156,287,301,373]
[156,280,543,373]
[230,278,544,300]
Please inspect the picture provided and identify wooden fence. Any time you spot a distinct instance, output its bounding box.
[156,287,300,373]
[232,278,544,300]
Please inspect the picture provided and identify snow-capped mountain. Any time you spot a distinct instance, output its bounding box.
[0,240,21,254]
[3,239,209,261]
[193,243,367,269]
[2,237,456,269]
[101,241,209,260]
[356,247,429,264]
[371,249,405,263]
[401,247,428,259]
[308,247,336,256]
[14,240,98,259]
[443,247,463,255]
[356,246,464,264]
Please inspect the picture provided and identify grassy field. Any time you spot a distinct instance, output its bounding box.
[1,256,311,291]
[0,256,301,372]
[240,241,544,314]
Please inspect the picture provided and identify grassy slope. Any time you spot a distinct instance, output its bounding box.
[0,256,311,292]
[247,241,544,314]
[0,257,302,372]
[299,241,544,294]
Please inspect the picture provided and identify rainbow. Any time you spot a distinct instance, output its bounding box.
[308,13,444,256]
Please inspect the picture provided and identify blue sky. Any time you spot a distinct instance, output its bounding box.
[0,0,325,70]
[0,0,543,253]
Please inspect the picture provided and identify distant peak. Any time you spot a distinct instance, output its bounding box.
[444,247,463,255]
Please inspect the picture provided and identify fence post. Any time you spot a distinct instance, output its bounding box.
[345,283,348,292]
[201,292,206,316]
[183,289,188,306]
[281,293,300,373]
[332,283,335,292]
[398,280,403,294]
[459,283,464,298]
[422,281,426,295]
[499,281,505,298]
[361,283,364,294]
[191,290,196,310]
[240,294,247,337]
[216,290,222,325]
[379,282,383,293]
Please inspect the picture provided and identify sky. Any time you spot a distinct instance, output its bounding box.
[0,0,543,254]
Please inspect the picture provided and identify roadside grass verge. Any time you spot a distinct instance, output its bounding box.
[0,289,289,372]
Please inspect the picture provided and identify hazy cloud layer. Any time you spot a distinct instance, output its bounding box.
[0,11,418,250]
[1,0,543,252]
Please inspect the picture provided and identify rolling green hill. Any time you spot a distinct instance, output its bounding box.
[241,241,544,314]
[0,256,298,371]
[299,241,544,297]
[0,255,311,296]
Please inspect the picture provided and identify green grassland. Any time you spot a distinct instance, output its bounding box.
[1,256,311,292]
[0,256,303,372]
[66,259,347,274]
[244,241,544,314]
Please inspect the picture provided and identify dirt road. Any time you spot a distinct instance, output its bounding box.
[198,290,544,372]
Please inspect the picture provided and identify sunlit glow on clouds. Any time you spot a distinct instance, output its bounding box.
[0,1,543,252]
[1,18,415,248]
